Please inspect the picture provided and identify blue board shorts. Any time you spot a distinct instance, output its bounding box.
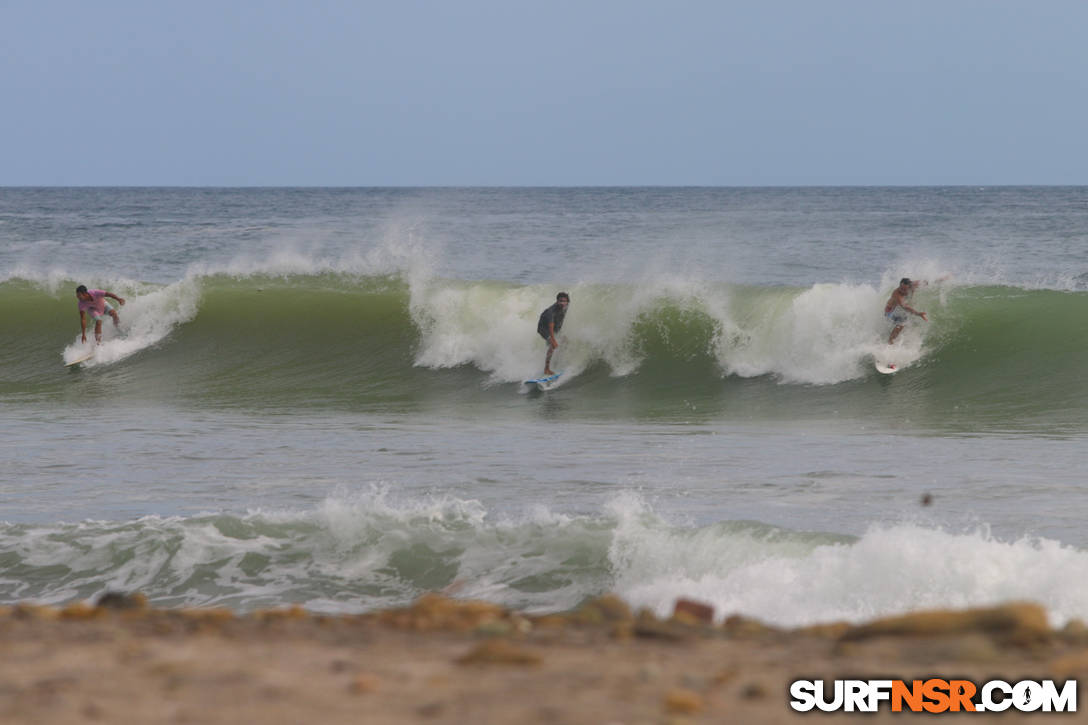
[885,306,908,325]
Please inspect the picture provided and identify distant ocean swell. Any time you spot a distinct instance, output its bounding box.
[2,491,1088,628]
[3,274,1086,428]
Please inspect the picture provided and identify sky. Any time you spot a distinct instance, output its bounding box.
[2,0,1087,186]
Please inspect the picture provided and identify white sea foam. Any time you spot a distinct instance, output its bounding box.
[5,491,1088,626]
[610,511,1088,628]
[406,274,940,385]
[714,282,931,384]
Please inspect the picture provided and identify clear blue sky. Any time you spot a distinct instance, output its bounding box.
[3,0,1086,186]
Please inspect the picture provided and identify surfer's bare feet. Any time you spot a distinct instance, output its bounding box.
[543,369,553,375]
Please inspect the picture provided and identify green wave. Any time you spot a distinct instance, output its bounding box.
[3,276,1087,432]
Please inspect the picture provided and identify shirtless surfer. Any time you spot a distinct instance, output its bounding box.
[76,285,125,344]
[884,278,926,344]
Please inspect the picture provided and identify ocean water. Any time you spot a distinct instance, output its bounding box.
[1,186,1087,626]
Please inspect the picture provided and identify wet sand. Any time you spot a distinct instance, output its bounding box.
[2,593,1087,724]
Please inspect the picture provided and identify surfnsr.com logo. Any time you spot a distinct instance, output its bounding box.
[790,679,1077,713]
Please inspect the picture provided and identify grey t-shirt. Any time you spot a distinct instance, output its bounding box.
[537,302,566,339]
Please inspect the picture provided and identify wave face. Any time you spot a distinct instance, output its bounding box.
[3,492,1088,627]
[4,273,1086,432]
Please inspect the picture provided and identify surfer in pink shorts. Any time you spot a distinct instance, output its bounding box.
[76,285,125,344]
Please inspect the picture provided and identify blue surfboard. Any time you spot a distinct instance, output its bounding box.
[524,372,562,390]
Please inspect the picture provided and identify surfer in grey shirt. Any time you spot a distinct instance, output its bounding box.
[537,292,570,375]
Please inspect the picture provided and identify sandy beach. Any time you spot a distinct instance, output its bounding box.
[2,593,1086,724]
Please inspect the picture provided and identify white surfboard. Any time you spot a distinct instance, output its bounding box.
[524,372,562,390]
[65,350,96,367]
[874,361,898,374]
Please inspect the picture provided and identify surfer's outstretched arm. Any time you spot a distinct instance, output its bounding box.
[902,305,927,320]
